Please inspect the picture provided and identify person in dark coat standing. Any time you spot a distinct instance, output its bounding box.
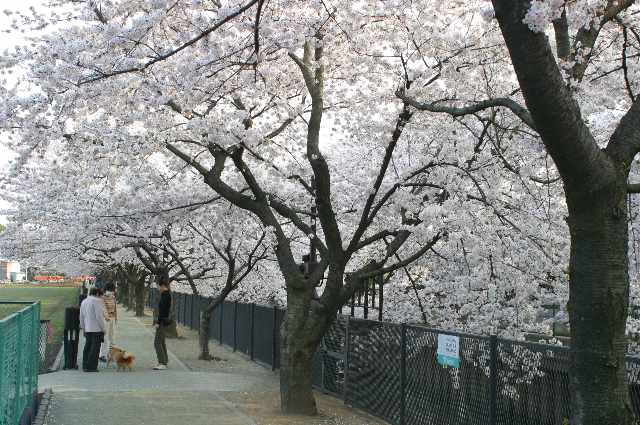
[79,288,107,372]
[153,278,172,370]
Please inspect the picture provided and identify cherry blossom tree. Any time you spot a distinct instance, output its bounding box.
[2,0,636,421]
[396,1,639,423]
[1,1,448,412]
[3,138,281,347]
[186,214,269,359]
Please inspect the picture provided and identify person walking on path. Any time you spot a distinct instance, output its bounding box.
[80,287,107,372]
[153,279,172,370]
[99,283,118,362]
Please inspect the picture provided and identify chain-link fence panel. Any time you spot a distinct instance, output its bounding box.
[222,301,236,348]
[179,293,188,326]
[172,292,180,323]
[175,292,182,325]
[209,299,222,341]
[38,320,52,373]
[236,303,252,356]
[171,292,181,324]
[404,326,491,425]
[192,295,201,331]
[0,301,40,425]
[182,293,189,326]
[345,319,402,424]
[253,305,275,367]
[496,340,570,425]
[312,317,347,397]
[146,290,640,425]
[192,296,199,329]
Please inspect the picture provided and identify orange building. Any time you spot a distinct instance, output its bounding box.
[33,275,65,282]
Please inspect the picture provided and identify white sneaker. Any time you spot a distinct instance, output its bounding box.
[153,364,167,370]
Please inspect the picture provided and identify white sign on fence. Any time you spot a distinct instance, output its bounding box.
[437,334,460,368]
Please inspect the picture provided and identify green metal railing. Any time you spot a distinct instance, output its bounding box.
[0,301,40,425]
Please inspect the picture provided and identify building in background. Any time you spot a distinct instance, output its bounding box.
[0,260,26,282]
[33,275,65,282]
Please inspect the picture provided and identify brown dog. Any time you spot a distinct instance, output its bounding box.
[106,346,135,371]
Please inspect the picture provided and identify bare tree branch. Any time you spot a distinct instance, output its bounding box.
[570,0,636,81]
[348,76,413,255]
[397,88,537,131]
[79,0,261,85]
[553,8,570,60]
[289,40,344,259]
[628,183,640,193]
[492,0,615,192]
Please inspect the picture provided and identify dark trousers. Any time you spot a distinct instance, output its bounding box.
[82,332,103,371]
[154,325,168,365]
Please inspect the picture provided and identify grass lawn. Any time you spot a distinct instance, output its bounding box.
[0,285,79,371]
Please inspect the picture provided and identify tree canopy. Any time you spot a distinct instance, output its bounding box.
[0,0,638,421]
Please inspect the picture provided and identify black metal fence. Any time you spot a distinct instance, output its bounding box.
[149,290,283,369]
[148,290,640,425]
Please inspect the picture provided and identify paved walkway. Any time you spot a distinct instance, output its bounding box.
[39,308,273,425]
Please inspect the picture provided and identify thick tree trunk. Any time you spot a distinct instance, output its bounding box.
[279,284,330,415]
[127,285,135,311]
[119,282,130,308]
[199,289,234,359]
[134,280,145,317]
[280,336,317,415]
[116,286,124,305]
[566,181,633,425]
[199,309,213,360]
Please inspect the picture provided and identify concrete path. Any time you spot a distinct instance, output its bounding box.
[39,308,269,425]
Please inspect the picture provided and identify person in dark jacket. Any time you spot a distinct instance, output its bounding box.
[153,279,172,370]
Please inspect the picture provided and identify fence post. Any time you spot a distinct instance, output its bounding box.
[32,304,40,396]
[364,280,369,320]
[489,335,498,425]
[192,294,197,329]
[250,303,255,361]
[183,293,187,325]
[272,306,278,371]
[378,274,384,322]
[179,293,187,326]
[219,303,223,345]
[14,312,24,419]
[233,301,238,352]
[0,321,4,409]
[176,293,180,324]
[186,294,191,327]
[194,295,200,331]
[189,294,194,329]
[343,316,351,403]
[400,323,407,425]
